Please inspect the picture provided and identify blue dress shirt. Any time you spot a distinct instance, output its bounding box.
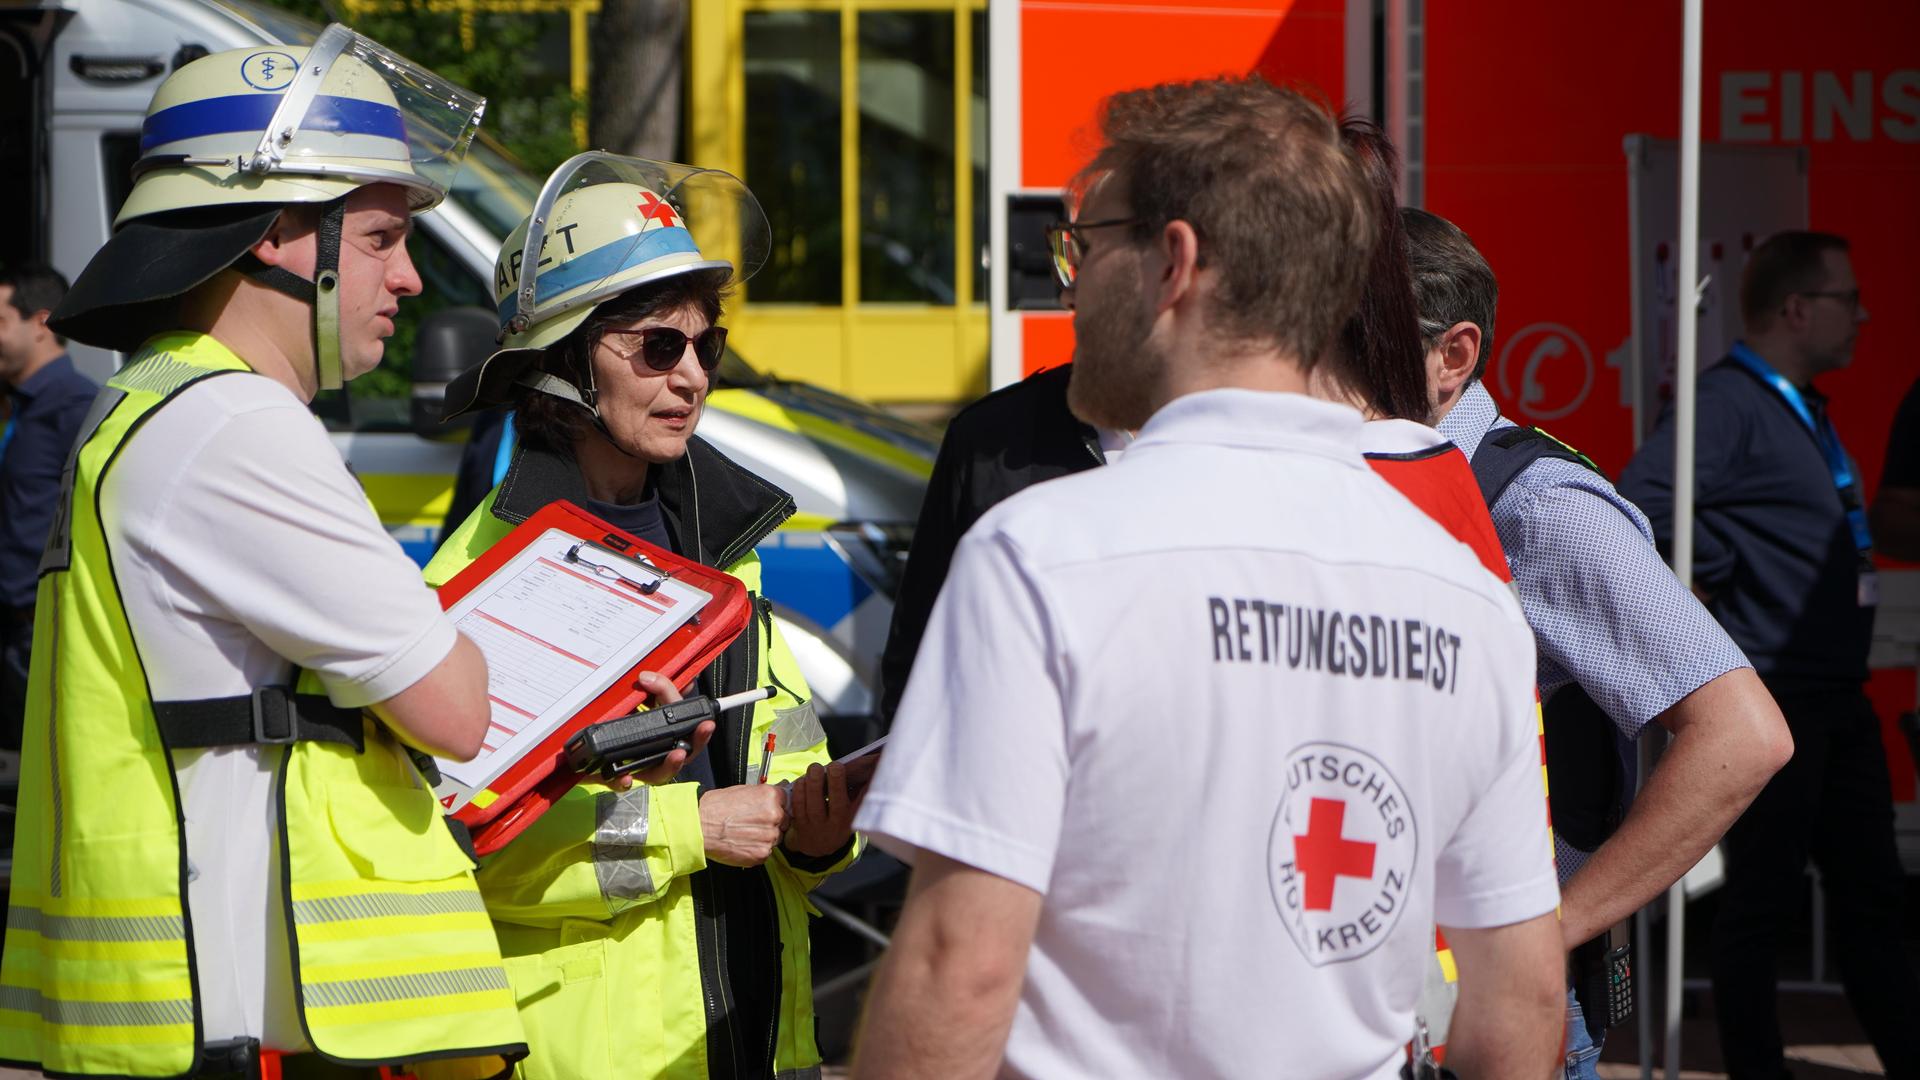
[1441,381,1751,881]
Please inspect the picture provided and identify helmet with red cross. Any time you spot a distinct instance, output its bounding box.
[441,152,769,421]
[491,153,769,353]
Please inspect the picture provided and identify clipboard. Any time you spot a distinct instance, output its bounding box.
[430,499,752,855]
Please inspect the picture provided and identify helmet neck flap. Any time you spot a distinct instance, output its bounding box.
[235,196,348,391]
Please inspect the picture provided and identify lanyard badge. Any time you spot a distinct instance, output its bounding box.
[1725,343,1877,607]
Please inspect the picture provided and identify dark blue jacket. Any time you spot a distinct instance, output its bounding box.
[1619,354,1874,688]
[1,355,99,610]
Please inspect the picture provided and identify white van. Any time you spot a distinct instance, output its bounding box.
[2,0,930,734]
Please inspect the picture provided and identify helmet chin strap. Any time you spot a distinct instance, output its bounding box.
[237,198,348,391]
[513,365,647,462]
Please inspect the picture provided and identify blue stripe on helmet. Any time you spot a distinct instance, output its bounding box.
[495,227,701,328]
[140,93,409,155]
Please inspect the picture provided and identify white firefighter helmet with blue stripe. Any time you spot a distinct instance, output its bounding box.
[53,25,485,388]
[119,26,485,226]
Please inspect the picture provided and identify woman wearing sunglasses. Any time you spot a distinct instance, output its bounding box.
[424,153,861,1080]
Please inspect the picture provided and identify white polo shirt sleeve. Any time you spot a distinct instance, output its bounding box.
[1432,608,1560,930]
[118,378,457,708]
[856,525,1069,894]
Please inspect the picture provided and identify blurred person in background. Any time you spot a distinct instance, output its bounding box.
[0,264,90,758]
[1621,230,1917,1080]
[1869,375,1920,560]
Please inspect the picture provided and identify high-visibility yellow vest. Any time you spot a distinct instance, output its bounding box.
[0,333,528,1078]
[426,473,858,1080]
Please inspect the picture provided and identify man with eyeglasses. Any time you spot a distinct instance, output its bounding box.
[1621,230,1919,1079]
[855,77,1563,1079]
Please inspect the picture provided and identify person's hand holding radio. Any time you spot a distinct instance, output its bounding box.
[607,671,714,790]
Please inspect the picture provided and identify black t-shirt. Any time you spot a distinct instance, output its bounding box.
[582,489,675,554]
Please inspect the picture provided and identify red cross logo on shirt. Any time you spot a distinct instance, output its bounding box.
[637,191,678,228]
[1293,798,1376,911]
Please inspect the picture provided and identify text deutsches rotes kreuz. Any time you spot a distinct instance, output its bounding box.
[1269,744,1419,966]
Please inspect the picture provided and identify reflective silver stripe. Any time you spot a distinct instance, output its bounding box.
[5,906,184,942]
[304,966,509,1008]
[770,699,825,754]
[775,1068,823,1080]
[46,617,62,899]
[593,787,650,847]
[106,353,219,397]
[290,889,487,926]
[0,985,193,1027]
[592,788,655,903]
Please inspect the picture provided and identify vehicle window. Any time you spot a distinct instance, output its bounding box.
[199,0,321,46]
[857,12,957,304]
[101,133,141,223]
[743,10,843,304]
[2,28,41,267]
[716,346,762,389]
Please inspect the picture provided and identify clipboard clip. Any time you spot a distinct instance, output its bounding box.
[564,541,672,596]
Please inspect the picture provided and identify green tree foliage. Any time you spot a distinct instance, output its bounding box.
[262,0,580,175]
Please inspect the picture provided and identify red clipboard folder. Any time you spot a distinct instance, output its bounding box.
[435,499,752,856]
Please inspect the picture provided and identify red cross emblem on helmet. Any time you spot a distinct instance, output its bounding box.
[637,190,678,228]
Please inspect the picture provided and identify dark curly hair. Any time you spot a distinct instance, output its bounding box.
[513,271,728,451]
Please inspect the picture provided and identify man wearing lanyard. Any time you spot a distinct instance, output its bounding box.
[1621,231,1919,1080]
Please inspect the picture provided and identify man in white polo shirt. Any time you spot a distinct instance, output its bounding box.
[851,77,1565,1080]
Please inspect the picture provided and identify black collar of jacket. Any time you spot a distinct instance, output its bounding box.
[1033,364,1105,465]
[491,435,797,568]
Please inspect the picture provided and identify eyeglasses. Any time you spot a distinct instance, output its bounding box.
[1044,217,1148,289]
[1798,288,1863,314]
[597,325,729,373]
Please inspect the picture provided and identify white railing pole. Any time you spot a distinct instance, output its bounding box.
[1666,1,1705,1077]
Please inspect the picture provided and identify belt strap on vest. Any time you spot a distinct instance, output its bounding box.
[152,685,365,752]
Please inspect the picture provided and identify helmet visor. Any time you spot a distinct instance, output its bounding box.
[500,152,771,335]
[246,24,485,210]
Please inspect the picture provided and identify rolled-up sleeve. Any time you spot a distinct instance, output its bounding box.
[1494,465,1750,736]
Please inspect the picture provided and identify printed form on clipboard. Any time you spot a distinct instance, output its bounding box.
[432,527,711,811]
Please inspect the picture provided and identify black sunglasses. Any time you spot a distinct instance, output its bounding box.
[597,325,729,373]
